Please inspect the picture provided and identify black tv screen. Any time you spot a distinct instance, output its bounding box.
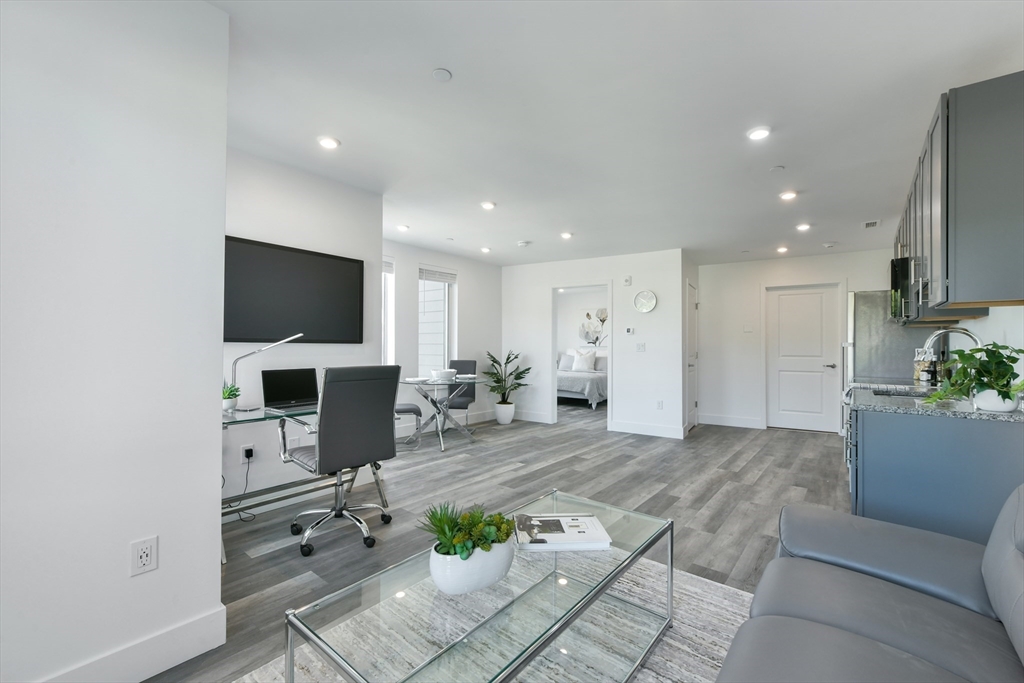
[224,237,363,343]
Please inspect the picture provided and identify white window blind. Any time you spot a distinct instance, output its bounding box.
[382,259,394,275]
[418,267,457,284]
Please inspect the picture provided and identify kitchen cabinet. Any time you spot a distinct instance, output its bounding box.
[849,407,1024,544]
[893,71,1023,319]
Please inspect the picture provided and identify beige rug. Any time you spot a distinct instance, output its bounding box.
[233,557,751,683]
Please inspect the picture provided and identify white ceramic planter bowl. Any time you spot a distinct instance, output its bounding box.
[431,368,458,381]
[223,398,238,412]
[429,539,515,595]
[495,402,515,425]
[973,390,1021,413]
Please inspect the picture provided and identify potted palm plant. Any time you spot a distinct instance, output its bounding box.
[483,350,532,425]
[924,343,1024,412]
[419,502,517,595]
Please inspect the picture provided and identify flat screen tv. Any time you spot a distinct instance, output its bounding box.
[224,236,363,343]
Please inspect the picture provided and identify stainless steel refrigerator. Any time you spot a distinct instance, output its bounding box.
[844,290,937,385]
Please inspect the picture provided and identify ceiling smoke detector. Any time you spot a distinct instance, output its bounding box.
[432,68,452,82]
[517,241,531,248]
[822,242,837,248]
[862,220,881,229]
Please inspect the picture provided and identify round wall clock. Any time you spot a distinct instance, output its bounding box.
[633,290,657,313]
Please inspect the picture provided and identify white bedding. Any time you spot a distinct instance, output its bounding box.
[556,370,608,408]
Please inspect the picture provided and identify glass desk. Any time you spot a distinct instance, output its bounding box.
[221,405,319,428]
[285,490,673,683]
[400,377,489,451]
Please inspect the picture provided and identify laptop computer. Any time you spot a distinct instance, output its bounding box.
[262,368,319,411]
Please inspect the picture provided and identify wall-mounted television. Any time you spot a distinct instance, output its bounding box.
[223,236,363,343]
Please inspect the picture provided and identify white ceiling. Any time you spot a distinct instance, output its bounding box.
[214,1,1023,266]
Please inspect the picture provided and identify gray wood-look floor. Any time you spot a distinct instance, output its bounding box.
[149,402,848,683]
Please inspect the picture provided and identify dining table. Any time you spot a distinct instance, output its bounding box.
[399,375,490,451]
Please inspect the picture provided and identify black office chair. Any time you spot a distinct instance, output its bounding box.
[278,365,400,556]
[443,359,477,432]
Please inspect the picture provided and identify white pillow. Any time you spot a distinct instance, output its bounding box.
[571,350,596,371]
[557,353,575,371]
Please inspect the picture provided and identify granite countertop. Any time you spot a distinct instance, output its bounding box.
[847,388,1024,422]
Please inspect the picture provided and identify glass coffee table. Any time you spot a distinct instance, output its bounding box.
[284,490,673,683]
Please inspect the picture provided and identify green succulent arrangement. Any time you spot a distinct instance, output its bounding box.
[924,343,1024,404]
[483,350,532,404]
[222,381,241,400]
[419,502,516,560]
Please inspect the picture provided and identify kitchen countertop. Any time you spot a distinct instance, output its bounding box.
[847,388,1024,422]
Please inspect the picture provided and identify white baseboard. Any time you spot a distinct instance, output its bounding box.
[698,413,765,430]
[510,409,555,424]
[607,420,686,440]
[48,604,226,683]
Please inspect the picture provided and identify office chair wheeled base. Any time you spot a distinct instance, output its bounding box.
[289,465,391,556]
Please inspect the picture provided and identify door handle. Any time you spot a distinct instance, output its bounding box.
[824,363,837,369]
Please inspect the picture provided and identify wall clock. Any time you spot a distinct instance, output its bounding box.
[633,290,657,313]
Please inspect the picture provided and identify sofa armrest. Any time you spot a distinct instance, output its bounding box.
[778,505,995,618]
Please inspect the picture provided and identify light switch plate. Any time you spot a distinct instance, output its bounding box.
[624,276,632,286]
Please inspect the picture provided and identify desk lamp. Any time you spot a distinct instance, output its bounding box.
[229,333,304,411]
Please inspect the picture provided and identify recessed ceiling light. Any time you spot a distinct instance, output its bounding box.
[446,237,454,241]
[317,136,340,149]
[395,591,406,599]
[558,288,565,293]
[779,191,797,200]
[557,578,568,585]
[747,126,771,140]
[481,201,496,210]
[397,225,409,232]
[432,68,452,82]
[797,224,810,231]
[769,165,786,172]
[480,247,490,253]
[741,250,750,253]
[559,649,568,655]
[777,247,788,253]
[561,232,573,239]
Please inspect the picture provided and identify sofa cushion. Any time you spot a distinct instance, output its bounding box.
[717,615,967,683]
[751,557,1024,683]
[777,504,994,617]
[982,484,1024,664]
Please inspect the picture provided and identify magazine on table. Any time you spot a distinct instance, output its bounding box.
[514,513,611,551]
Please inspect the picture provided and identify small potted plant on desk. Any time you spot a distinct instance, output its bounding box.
[483,350,532,425]
[223,381,241,412]
[923,342,1024,412]
[420,502,516,595]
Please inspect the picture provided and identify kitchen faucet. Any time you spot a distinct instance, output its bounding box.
[922,327,983,356]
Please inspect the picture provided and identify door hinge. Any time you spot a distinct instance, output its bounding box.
[695,302,699,310]
[695,351,699,359]
[695,401,698,408]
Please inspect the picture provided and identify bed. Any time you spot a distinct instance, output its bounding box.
[556,352,608,409]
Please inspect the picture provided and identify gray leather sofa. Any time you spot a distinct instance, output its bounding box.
[718,485,1024,683]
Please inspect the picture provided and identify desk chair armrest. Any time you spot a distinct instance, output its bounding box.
[278,416,318,464]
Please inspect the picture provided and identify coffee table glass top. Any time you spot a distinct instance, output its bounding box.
[289,490,671,683]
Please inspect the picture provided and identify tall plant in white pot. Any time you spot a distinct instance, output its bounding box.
[483,350,532,425]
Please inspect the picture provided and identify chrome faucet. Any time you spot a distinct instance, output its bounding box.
[922,327,982,356]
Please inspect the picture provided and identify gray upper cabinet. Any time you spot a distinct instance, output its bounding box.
[946,71,1024,307]
[893,71,1022,320]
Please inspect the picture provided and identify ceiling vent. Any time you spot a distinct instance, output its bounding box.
[517,241,531,247]
[863,219,881,229]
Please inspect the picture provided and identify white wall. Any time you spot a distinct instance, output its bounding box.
[0,2,228,681]
[959,305,1024,376]
[384,240,503,432]
[503,249,686,438]
[221,149,383,500]
[556,286,609,355]
[697,249,891,429]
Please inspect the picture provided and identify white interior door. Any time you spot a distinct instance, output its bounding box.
[686,280,698,431]
[766,284,840,432]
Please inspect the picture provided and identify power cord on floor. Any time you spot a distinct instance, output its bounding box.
[222,460,256,523]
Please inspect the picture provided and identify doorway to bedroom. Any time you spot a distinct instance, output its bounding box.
[553,284,610,424]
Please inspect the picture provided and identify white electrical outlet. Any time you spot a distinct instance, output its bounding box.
[288,437,300,449]
[657,400,663,410]
[636,342,646,352]
[130,536,158,577]
[240,443,255,465]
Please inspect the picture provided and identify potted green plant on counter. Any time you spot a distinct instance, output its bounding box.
[923,343,1024,412]
[483,350,532,425]
[420,502,516,595]
[223,381,241,412]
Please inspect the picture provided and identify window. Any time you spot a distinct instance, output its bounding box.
[382,258,395,365]
[418,267,456,376]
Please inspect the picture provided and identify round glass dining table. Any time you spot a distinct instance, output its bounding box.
[399,376,489,451]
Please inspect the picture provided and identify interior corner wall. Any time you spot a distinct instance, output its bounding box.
[958,305,1024,376]
[221,149,383,501]
[502,249,685,439]
[383,240,503,432]
[0,2,229,681]
[680,251,700,427]
[696,249,891,430]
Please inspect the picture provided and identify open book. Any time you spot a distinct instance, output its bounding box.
[514,513,611,551]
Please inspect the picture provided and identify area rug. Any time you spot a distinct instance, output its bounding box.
[233,554,751,683]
